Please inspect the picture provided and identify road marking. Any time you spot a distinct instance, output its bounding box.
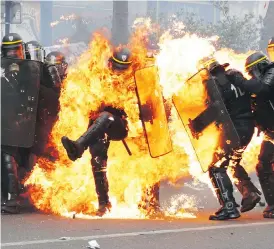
[2,221,274,247]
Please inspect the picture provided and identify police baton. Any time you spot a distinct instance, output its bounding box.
[122,139,132,156]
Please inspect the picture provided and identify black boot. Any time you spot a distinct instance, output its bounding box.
[92,158,112,217]
[1,154,20,214]
[209,167,240,221]
[96,202,112,217]
[232,164,261,212]
[256,150,274,219]
[2,174,20,214]
[263,205,274,219]
[235,180,261,213]
[258,173,274,219]
[147,182,163,218]
[62,112,114,161]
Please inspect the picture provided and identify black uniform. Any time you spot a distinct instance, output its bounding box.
[203,59,260,220]
[20,45,61,176]
[1,33,26,214]
[31,51,63,160]
[62,106,128,216]
[62,47,131,216]
[232,52,274,218]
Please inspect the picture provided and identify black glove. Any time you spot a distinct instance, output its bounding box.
[140,101,154,124]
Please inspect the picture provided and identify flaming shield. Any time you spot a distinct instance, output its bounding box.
[1,57,41,148]
[172,69,240,172]
[134,66,172,158]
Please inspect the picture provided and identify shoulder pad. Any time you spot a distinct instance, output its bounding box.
[263,67,274,87]
[226,69,243,76]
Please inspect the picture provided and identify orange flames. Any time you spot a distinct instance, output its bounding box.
[25,20,262,219]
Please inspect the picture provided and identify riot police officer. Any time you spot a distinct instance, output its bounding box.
[45,51,68,84]
[25,46,61,162]
[267,37,274,61]
[139,40,163,217]
[200,58,261,220]
[231,51,274,219]
[1,33,25,59]
[18,42,60,173]
[25,40,45,62]
[1,33,26,213]
[61,47,131,216]
[145,42,159,66]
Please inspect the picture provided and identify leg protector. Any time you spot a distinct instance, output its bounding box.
[1,153,20,214]
[256,141,274,206]
[209,166,240,220]
[92,158,110,206]
[229,148,261,212]
[91,157,112,216]
[90,139,111,216]
[61,112,114,161]
[232,165,261,212]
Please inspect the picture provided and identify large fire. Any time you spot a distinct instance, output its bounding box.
[24,19,262,219]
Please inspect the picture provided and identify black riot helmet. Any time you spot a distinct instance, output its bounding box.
[199,57,229,74]
[109,47,132,71]
[45,51,68,80]
[245,51,271,79]
[25,40,45,62]
[267,37,274,61]
[1,33,25,59]
[146,42,159,59]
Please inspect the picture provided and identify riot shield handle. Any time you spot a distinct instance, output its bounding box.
[122,139,132,156]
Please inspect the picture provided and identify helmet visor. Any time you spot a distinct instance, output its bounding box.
[2,44,24,59]
[27,46,45,62]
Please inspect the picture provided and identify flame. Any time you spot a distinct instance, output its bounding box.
[50,14,77,28]
[50,21,59,27]
[155,32,261,191]
[25,27,191,219]
[25,20,262,219]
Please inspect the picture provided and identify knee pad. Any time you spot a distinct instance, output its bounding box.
[2,154,18,174]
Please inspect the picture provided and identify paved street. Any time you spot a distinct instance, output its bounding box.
[1,177,274,249]
[1,210,274,249]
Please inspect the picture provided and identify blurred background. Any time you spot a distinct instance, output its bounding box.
[1,1,273,54]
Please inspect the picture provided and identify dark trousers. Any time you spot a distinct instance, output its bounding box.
[1,149,19,201]
[212,119,257,200]
[89,138,111,206]
[256,136,274,205]
[225,120,258,195]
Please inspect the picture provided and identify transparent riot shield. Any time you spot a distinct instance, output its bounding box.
[172,69,240,172]
[134,66,172,158]
[1,58,41,148]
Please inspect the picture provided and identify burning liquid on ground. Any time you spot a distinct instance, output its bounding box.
[24,20,262,219]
